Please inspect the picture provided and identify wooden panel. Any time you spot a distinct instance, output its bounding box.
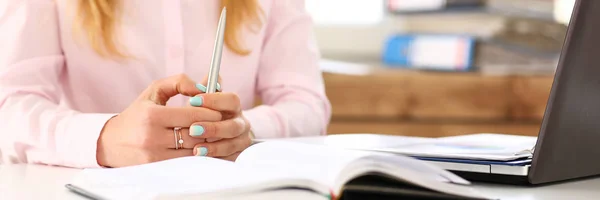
[510,76,554,119]
[327,121,542,137]
[323,72,411,119]
[407,72,510,120]
[324,70,513,120]
[317,57,555,138]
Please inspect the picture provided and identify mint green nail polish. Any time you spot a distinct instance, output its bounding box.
[216,83,221,91]
[189,96,203,106]
[190,125,205,136]
[196,84,207,93]
[196,147,208,156]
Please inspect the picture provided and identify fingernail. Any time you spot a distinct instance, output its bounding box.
[189,96,203,106]
[216,83,221,91]
[196,147,208,156]
[196,84,207,93]
[190,125,205,136]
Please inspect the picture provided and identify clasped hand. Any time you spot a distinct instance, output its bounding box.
[97,74,252,168]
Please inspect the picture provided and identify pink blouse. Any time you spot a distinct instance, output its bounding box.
[0,0,331,168]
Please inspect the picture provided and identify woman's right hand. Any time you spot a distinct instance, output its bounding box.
[96,74,223,168]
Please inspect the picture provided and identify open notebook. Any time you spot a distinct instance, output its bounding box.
[67,141,494,200]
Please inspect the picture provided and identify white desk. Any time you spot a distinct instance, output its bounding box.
[474,180,600,200]
[3,135,600,200]
[0,164,327,200]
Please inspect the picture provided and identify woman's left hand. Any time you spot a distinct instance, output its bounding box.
[187,90,252,161]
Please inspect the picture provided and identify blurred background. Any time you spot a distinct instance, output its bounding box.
[303,0,576,137]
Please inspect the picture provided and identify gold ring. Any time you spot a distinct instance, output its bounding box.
[174,127,183,149]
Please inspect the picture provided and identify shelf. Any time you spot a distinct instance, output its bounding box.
[387,0,557,22]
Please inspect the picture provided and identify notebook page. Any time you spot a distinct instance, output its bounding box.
[72,157,301,199]
[236,141,377,187]
[236,141,470,187]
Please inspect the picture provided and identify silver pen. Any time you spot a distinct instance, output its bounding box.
[206,7,226,93]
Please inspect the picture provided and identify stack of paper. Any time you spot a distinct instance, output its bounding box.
[274,133,537,161]
[379,133,537,161]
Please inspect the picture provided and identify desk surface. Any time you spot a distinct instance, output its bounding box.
[3,136,600,200]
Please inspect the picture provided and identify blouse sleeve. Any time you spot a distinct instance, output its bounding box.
[0,0,114,168]
[242,0,332,138]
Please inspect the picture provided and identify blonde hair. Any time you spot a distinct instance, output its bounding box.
[76,0,263,59]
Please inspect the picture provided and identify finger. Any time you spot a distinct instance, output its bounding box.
[199,75,223,92]
[188,116,249,139]
[206,138,222,142]
[146,149,193,163]
[195,83,222,93]
[220,111,237,121]
[147,106,223,127]
[144,74,204,105]
[160,128,208,149]
[193,132,252,157]
[191,93,241,113]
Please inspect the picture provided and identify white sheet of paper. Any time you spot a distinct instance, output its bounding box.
[261,134,435,149]
[236,141,374,186]
[236,141,466,186]
[273,133,537,161]
[383,133,537,160]
[71,157,306,200]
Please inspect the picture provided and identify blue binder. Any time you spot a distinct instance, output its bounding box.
[382,34,476,71]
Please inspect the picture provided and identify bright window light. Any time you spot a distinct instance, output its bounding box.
[554,0,576,25]
[305,0,385,25]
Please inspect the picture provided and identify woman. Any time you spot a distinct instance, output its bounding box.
[0,0,331,168]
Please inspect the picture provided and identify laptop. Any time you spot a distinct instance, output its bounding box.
[408,0,600,185]
[441,0,600,185]
[281,0,600,185]
[384,0,600,185]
